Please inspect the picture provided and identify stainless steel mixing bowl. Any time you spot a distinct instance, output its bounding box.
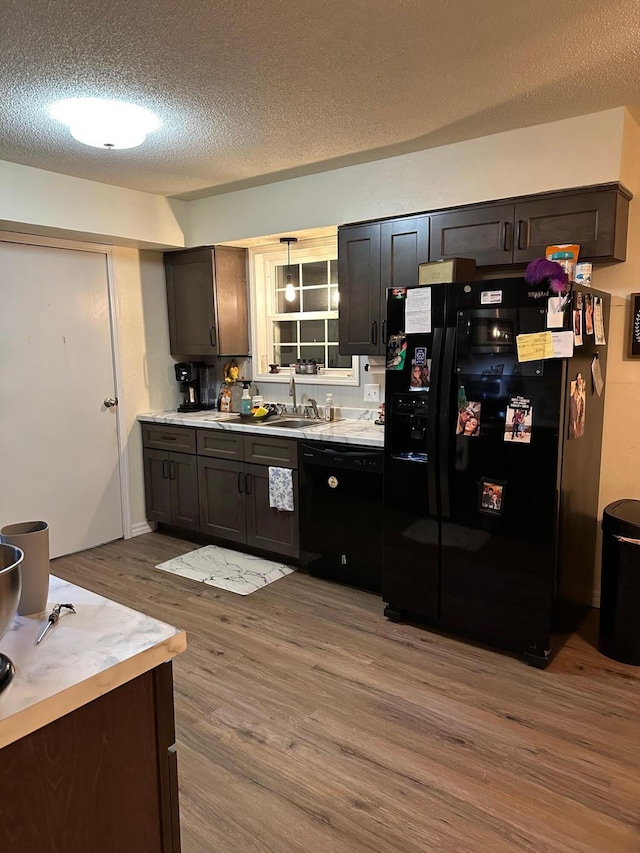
[0,543,23,639]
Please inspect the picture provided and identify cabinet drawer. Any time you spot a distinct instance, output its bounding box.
[141,424,197,454]
[244,435,298,468]
[197,429,244,460]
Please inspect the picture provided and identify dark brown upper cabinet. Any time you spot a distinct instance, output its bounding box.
[429,183,630,267]
[338,223,382,356]
[512,187,629,263]
[165,246,249,357]
[339,215,430,355]
[430,203,514,268]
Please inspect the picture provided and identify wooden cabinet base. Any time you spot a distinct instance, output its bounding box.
[0,663,181,853]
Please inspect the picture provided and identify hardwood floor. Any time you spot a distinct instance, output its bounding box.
[53,533,640,853]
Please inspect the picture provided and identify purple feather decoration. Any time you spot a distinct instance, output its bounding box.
[525,258,569,295]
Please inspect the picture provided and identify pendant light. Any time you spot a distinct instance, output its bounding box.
[280,237,298,302]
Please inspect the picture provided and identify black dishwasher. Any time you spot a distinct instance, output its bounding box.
[299,441,383,592]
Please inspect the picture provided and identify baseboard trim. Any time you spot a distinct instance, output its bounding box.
[130,521,155,538]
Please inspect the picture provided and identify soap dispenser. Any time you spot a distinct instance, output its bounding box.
[325,393,334,422]
[240,381,252,416]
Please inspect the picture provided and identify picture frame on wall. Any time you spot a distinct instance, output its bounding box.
[630,293,640,358]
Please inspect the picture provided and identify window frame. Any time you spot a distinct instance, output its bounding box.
[249,236,359,385]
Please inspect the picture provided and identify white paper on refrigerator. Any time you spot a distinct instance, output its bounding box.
[551,330,574,358]
[405,287,432,334]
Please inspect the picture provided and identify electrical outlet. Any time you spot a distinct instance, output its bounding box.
[364,383,380,402]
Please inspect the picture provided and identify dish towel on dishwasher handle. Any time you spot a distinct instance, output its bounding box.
[268,467,294,512]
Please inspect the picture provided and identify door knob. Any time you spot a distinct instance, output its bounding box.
[104,397,118,408]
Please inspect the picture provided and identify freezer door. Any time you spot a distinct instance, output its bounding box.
[438,300,562,651]
[382,284,450,621]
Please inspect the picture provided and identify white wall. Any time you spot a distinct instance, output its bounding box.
[112,247,178,529]
[187,109,627,245]
[0,160,188,249]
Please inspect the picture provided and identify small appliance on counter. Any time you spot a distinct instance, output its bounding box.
[175,361,204,412]
[199,363,217,409]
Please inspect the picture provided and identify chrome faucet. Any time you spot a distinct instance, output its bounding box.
[305,398,320,419]
[289,367,297,414]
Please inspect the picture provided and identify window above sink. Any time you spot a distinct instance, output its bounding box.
[248,235,359,386]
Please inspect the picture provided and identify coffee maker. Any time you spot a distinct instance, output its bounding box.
[175,362,203,412]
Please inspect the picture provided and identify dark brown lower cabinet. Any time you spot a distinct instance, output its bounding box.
[198,456,246,543]
[245,462,299,559]
[143,449,199,531]
[198,456,299,559]
[0,663,181,853]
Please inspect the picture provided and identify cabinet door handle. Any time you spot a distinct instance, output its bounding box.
[371,320,378,346]
[245,473,252,495]
[169,460,176,480]
[237,471,244,493]
[162,459,170,479]
[382,319,387,345]
[516,220,527,251]
[502,221,513,252]
[209,325,217,347]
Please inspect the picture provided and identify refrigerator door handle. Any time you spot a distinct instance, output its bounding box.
[439,326,456,519]
[427,327,444,515]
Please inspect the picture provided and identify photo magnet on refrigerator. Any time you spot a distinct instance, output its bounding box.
[386,333,407,370]
[456,401,481,436]
[584,293,594,336]
[410,346,431,391]
[568,372,586,439]
[573,292,583,346]
[504,396,533,444]
[594,297,606,345]
[591,354,604,397]
[478,478,506,515]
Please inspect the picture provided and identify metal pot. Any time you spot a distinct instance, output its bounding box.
[0,543,23,640]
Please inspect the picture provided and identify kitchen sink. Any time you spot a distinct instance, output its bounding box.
[263,418,326,429]
[201,415,334,429]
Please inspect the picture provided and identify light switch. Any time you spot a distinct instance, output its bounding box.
[364,383,380,402]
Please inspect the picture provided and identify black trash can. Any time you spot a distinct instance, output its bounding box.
[600,500,640,665]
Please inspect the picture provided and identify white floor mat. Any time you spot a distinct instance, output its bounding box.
[156,545,294,595]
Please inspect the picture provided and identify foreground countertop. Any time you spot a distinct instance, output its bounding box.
[138,409,385,448]
[0,576,187,749]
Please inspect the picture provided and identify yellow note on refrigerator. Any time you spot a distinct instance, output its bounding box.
[516,331,553,362]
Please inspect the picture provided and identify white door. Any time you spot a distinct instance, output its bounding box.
[0,239,123,557]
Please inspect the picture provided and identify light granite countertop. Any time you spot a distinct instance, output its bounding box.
[138,409,385,448]
[0,576,187,749]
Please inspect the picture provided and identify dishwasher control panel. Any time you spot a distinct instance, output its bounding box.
[299,442,383,473]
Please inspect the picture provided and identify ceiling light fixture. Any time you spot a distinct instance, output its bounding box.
[280,237,298,302]
[49,98,160,150]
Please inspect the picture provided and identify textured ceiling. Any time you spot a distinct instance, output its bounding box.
[1,0,639,199]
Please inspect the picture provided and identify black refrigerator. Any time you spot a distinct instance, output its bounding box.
[382,277,609,667]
